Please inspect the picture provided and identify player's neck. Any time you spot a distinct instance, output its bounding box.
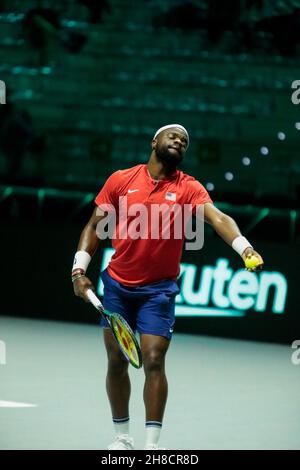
[147,154,177,180]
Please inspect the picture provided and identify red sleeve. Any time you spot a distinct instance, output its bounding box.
[187,180,213,215]
[94,171,121,211]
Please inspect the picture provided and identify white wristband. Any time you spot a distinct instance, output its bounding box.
[72,250,91,272]
[232,236,253,257]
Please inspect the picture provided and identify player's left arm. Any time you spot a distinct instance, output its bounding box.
[203,202,264,271]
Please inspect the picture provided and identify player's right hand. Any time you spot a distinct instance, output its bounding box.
[73,276,95,303]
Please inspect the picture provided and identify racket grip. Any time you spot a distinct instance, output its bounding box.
[86,289,103,309]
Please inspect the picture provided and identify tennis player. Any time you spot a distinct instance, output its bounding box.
[72,124,264,450]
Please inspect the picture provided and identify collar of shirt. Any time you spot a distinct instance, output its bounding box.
[144,164,179,184]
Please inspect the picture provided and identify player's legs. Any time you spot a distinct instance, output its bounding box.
[141,333,170,423]
[135,280,179,448]
[140,333,171,448]
[101,269,137,420]
[103,328,130,419]
[100,269,139,448]
[101,270,178,448]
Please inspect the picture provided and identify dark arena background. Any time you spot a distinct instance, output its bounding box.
[0,0,300,453]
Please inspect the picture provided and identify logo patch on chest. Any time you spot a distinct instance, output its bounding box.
[165,192,176,202]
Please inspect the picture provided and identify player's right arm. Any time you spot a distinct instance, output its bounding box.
[72,207,108,302]
[72,170,120,301]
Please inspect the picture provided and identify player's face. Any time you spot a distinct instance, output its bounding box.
[153,130,188,165]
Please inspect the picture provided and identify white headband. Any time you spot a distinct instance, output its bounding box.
[153,124,189,147]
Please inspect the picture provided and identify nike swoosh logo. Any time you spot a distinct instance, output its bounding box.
[128,189,139,193]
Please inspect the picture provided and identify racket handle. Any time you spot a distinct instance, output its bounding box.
[86,289,103,309]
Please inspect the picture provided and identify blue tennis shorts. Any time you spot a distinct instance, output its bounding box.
[100,269,180,340]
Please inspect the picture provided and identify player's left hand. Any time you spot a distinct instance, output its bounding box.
[242,247,264,272]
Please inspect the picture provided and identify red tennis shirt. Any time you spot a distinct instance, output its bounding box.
[95,164,212,286]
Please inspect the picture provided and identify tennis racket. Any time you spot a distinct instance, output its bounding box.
[86,289,142,369]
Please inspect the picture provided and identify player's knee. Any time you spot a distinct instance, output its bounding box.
[143,350,165,375]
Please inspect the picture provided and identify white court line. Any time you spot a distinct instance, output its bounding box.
[0,401,37,408]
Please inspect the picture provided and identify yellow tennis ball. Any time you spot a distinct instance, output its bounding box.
[245,255,260,269]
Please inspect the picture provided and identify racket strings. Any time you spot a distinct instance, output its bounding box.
[112,317,142,368]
